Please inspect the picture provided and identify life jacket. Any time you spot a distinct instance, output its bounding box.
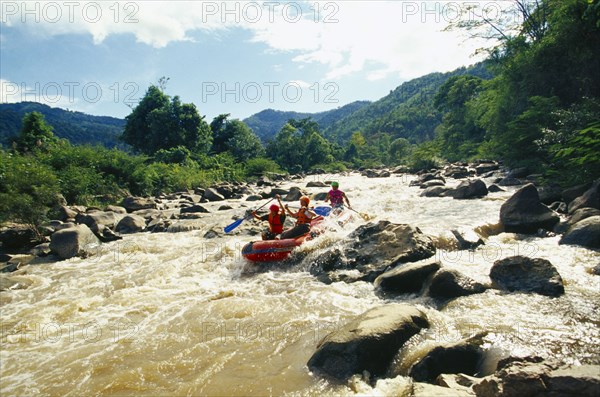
[296,207,312,225]
[268,212,284,234]
[329,189,344,207]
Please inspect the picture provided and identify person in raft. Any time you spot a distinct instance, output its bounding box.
[252,194,286,240]
[324,181,351,211]
[281,196,317,239]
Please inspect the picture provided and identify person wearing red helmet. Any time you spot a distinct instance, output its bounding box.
[252,194,286,240]
[281,195,317,239]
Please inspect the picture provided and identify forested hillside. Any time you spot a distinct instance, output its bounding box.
[0,102,125,148]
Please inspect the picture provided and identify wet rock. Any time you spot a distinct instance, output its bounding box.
[472,356,600,397]
[428,269,486,299]
[122,196,157,212]
[76,211,124,233]
[421,186,451,197]
[409,333,487,383]
[497,177,523,187]
[180,193,202,204]
[538,185,563,205]
[180,205,210,214]
[568,180,600,214]
[444,166,472,179]
[30,243,52,257]
[592,263,600,276]
[451,229,485,250]
[284,187,304,201]
[420,179,446,189]
[411,173,441,186]
[0,224,37,250]
[203,188,225,202]
[507,167,529,179]
[487,184,504,193]
[256,176,275,187]
[562,183,592,204]
[115,214,146,234]
[476,163,499,175]
[313,192,328,201]
[307,304,429,381]
[214,184,234,199]
[559,216,600,249]
[269,188,289,196]
[49,224,100,260]
[245,194,263,201]
[569,207,600,225]
[306,181,328,187]
[499,184,559,233]
[95,225,123,242]
[447,179,488,200]
[375,260,441,294]
[218,205,234,211]
[489,256,564,297]
[412,382,474,397]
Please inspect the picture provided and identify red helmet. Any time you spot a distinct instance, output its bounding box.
[269,204,279,212]
[300,196,310,206]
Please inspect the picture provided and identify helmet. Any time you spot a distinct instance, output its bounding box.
[300,196,310,206]
[269,204,279,212]
[331,181,339,188]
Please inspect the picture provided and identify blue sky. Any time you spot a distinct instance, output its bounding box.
[0,1,497,121]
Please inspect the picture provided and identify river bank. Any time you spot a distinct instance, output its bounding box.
[1,164,599,396]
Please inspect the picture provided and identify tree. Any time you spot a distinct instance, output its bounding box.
[121,85,211,154]
[210,115,264,161]
[15,112,57,153]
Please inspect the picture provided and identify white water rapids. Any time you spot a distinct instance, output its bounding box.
[1,173,599,396]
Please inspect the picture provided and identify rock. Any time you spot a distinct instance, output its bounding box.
[421,186,452,197]
[444,166,472,179]
[283,187,304,201]
[391,165,410,174]
[75,211,124,233]
[203,188,225,202]
[57,205,78,221]
[269,188,289,197]
[306,181,328,187]
[245,194,263,201]
[568,180,600,214]
[489,256,564,297]
[487,184,504,193]
[115,214,147,234]
[548,201,568,214]
[507,167,529,179]
[559,216,600,249]
[569,207,600,225]
[180,193,202,203]
[538,185,563,205]
[499,184,559,233]
[307,304,429,380]
[451,229,485,250]
[256,177,275,187]
[592,264,600,276]
[420,179,446,189]
[412,382,474,397]
[497,177,523,187]
[105,205,127,214]
[49,224,101,259]
[472,356,600,397]
[562,183,591,204]
[313,192,328,201]
[218,205,234,211]
[180,205,210,214]
[30,243,52,257]
[409,333,487,383]
[121,196,157,212]
[428,269,486,299]
[0,224,37,250]
[214,184,234,199]
[447,179,488,200]
[132,209,163,220]
[375,260,441,294]
[476,163,499,175]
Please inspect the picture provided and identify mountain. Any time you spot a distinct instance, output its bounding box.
[0,102,126,148]
[323,63,492,144]
[243,100,371,142]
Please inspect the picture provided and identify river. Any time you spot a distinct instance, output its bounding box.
[1,173,599,396]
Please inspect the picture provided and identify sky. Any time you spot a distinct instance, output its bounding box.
[0,1,502,121]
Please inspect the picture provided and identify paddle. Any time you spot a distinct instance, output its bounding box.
[224,198,274,233]
[347,207,371,221]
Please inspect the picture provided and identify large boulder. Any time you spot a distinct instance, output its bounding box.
[307,304,429,380]
[559,216,600,249]
[444,166,472,179]
[568,180,600,214]
[472,356,600,397]
[121,196,157,212]
[499,184,559,233]
[489,256,564,297]
[420,186,451,197]
[75,211,124,233]
[446,179,488,199]
[568,208,600,225]
[408,333,487,383]
[475,163,499,175]
[0,224,38,250]
[203,188,225,202]
[115,214,147,234]
[427,268,486,299]
[375,260,441,294]
[49,224,100,259]
[562,183,591,204]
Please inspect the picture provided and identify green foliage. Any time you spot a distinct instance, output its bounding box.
[243,157,284,178]
[408,140,444,172]
[0,150,60,231]
[154,146,193,165]
[551,121,600,184]
[121,85,212,155]
[210,115,265,161]
[15,112,58,153]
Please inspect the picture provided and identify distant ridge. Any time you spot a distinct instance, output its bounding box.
[0,102,126,148]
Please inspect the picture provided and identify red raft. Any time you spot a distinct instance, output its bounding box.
[242,216,324,262]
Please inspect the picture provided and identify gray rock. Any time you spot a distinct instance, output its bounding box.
[283,187,304,201]
[75,211,124,233]
[447,179,488,199]
[122,196,157,212]
[105,205,127,214]
[499,184,559,233]
[49,224,101,259]
[498,177,523,187]
[57,205,78,221]
[30,243,52,257]
[548,201,568,214]
[487,184,504,193]
[306,181,328,187]
[444,166,471,179]
[568,207,600,225]
[409,333,487,383]
[0,225,37,250]
[180,205,210,214]
[307,304,429,380]
[421,186,452,197]
[568,180,600,214]
[245,194,263,201]
[375,261,441,294]
[559,216,600,249]
[420,179,446,189]
[538,185,563,205]
[203,188,225,202]
[476,163,499,175]
[592,263,600,276]
[412,382,474,397]
[428,269,486,299]
[489,256,564,297]
[507,167,529,179]
[115,214,147,234]
[562,183,592,204]
[451,229,485,250]
[313,192,328,201]
[180,193,202,203]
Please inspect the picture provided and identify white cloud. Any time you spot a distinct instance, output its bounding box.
[0,79,80,108]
